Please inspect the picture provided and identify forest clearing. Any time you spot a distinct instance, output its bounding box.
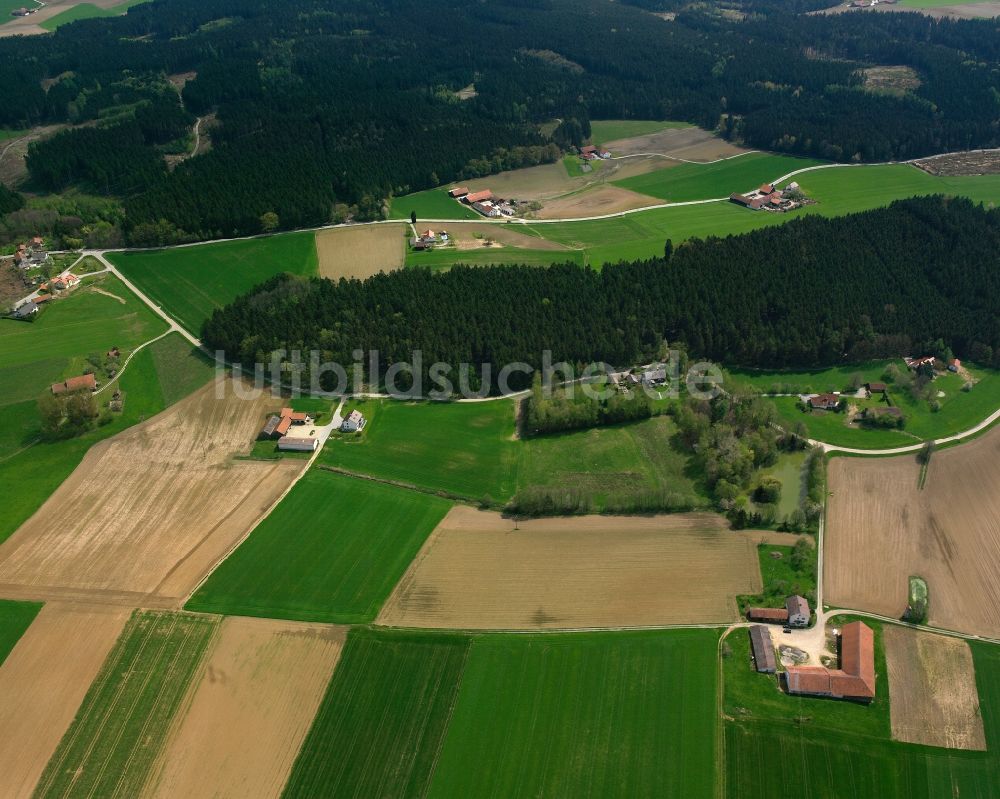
[315,223,406,279]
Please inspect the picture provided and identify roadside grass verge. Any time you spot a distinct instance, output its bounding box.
[34,611,219,799]
[282,628,470,799]
[108,231,318,334]
[405,245,582,270]
[318,399,519,502]
[186,470,451,623]
[426,629,719,798]
[0,332,214,545]
[0,599,42,666]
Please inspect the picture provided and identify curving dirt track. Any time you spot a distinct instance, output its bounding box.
[0,379,305,607]
[144,617,346,799]
[377,507,763,630]
[826,425,1000,637]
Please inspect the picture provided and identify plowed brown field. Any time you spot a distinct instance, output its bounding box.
[884,626,985,750]
[826,427,1000,637]
[0,380,305,607]
[315,224,406,279]
[144,617,346,799]
[0,602,130,799]
[377,507,762,629]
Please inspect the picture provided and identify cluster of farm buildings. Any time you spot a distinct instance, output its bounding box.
[410,229,450,251]
[730,182,808,212]
[257,406,367,452]
[13,237,49,269]
[610,365,669,392]
[10,4,39,16]
[849,0,896,7]
[446,187,519,219]
[747,594,876,703]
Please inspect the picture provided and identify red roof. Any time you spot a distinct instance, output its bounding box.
[464,190,493,204]
[51,374,97,394]
[448,187,469,197]
[33,294,51,303]
[786,621,875,701]
[580,145,598,154]
[747,607,789,622]
[809,393,839,408]
[289,412,309,422]
[275,416,292,436]
[759,183,773,193]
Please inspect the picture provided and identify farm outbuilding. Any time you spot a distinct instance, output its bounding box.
[51,374,97,395]
[785,621,876,702]
[277,436,318,452]
[747,607,789,624]
[749,625,776,673]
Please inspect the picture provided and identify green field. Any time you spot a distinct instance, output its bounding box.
[0,332,214,545]
[282,628,470,799]
[285,627,719,798]
[0,599,42,666]
[319,399,519,502]
[405,244,582,270]
[589,119,692,143]
[518,164,1000,266]
[39,0,148,30]
[389,188,480,221]
[614,153,825,203]
[427,629,719,798]
[108,231,318,334]
[724,629,1000,797]
[35,611,219,799]
[516,414,706,512]
[187,471,451,623]
[751,451,807,518]
[738,541,816,614]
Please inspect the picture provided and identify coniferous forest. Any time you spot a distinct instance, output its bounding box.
[3,0,1000,242]
[203,197,1000,391]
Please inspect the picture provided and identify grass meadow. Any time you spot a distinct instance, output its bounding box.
[613,152,824,202]
[389,188,480,221]
[282,628,471,799]
[405,244,582,270]
[319,399,520,502]
[108,231,318,334]
[0,332,214,545]
[0,599,42,666]
[516,414,707,511]
[187,470,452,623]
[285,627,719,798]
[427,629,719,798]
[34,611,219,799]
[724,630,1000,797]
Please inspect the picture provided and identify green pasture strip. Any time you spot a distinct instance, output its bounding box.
[590,119,693,142]
[39,0,148,30]
[405,245,582,270]
[187,470,451,623]
[389,188,480,220]
[0,599,43,667]
[34,611,219,799]
[282,628,470,799]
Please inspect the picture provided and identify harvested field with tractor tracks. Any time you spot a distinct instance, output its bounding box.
[826,426,1000,638]
[377,507,763,630]
[0,379,305,607]
[315,223,406,280]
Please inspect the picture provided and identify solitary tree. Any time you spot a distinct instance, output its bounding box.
[260,211,279,233]
[410,211,417,225]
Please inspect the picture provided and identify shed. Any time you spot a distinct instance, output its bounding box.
[747,607,789,624]
[786,595,810,627]
[749,625,777,673]
[12,301,39,319]
[277,436,318,452]
[51,374,97,395]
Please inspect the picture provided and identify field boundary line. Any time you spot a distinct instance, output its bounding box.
[94,328,175,396]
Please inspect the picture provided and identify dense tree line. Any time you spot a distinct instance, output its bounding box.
[522,376,655,436]
[202,197,1000,391]
[1,0,999,241]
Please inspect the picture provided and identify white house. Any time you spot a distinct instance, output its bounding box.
[786,595,811,627]
[341,409,367,433]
